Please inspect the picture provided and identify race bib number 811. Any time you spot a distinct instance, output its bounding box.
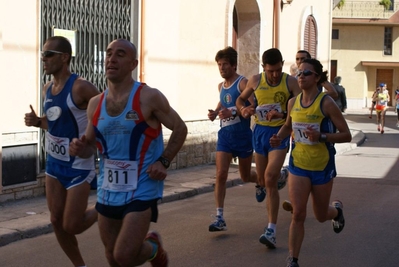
[102,159,138,192]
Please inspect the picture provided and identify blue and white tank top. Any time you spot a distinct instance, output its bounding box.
[44,74,94,170]
[219,75,251,132]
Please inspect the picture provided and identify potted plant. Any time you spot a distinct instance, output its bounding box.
[380,0,392,10]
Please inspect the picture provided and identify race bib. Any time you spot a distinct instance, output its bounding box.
[102,159,138,192]
[45,132,70,161]
[255,103,282,121]
[221,107,240,127]
[292,122,320,145]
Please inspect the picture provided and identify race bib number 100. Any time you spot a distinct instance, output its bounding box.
[292,122,320,145]
[102,159,138,192]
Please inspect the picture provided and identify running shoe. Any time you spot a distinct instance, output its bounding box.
[331,200,345,233]
[145,231,168,267]
[286,256,300,267]
[255,185,266,202]
[259,228,276,248]
[282,200,293,213]
[278,166,289,190]
[209,215,227,232]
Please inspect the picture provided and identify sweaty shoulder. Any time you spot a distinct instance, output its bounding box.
[72,78,100,108]
[248,73,261,90]
[140,84,170,113]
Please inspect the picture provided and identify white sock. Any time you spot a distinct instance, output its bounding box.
[216,208,223,217]
[268,223,276,233]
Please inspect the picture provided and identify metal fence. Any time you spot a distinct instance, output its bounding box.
[333,1,398,19]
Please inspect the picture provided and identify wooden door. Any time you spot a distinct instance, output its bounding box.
[376,69,393,106]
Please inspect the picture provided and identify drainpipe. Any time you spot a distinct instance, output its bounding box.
[140,0,145,82]
[273,0,280,48]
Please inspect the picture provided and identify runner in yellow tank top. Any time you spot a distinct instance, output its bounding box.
[237,48,301,249]
[270,58,351,267]
[253,72,291,127]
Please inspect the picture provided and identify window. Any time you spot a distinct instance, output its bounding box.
[304,15,318,58]
[384,27,392,55]
[330,60,337,83]
[332,29,339,39]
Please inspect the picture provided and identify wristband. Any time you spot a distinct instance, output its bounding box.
[35,118,42,128]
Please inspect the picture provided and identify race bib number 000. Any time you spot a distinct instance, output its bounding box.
[45,132,70,161]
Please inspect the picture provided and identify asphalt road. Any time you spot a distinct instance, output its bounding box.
[0,114,398,267]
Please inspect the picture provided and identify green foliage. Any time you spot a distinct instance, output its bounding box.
[379,0,392,10]
[337,0,345,9]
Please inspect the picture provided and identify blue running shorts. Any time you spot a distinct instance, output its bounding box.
[45,161,96,190]
[288,159,337,185]
[217,128,253,158]
[253,124,289,156]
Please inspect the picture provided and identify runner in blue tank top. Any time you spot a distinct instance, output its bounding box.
[207,47,257,232]
[69,39,187,267]
[24,36,100,267]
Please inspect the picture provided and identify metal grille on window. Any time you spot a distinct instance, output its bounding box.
[40,0,132,169]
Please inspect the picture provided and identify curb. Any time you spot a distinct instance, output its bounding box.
[0,128,366,247]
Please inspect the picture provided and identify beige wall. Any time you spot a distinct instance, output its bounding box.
[279,1,333,73]
[142,0,332,121]
[0,0,40,188]
[332,23,399,108]
[0,0,332,199]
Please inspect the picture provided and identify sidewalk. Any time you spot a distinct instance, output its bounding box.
[0,111,374,247]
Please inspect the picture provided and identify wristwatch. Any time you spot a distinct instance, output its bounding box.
[157,156,171,169]
[319,133,327,143]
[231,109,237,118]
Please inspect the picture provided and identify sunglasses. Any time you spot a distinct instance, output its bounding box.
[41,50,64,58]
[297,69,318,77]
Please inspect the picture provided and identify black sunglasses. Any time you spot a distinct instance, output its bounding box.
[41,50,64,58]
[297,69,318,77]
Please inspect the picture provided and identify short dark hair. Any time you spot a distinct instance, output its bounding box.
[262,48,283,65]
[297,50,311,59]
[215,46,237,67]
[45,36,72,64]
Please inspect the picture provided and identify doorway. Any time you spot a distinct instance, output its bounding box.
[376,69,393,106]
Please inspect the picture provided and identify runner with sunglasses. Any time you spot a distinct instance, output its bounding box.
[295,50,338,100]
[237,48,301,249]
[270,58,351,267]
[24,36,100,267]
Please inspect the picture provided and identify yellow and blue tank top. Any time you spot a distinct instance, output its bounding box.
[93,81,164,206]
[254,72,291,127]
[290,92,336,171]
[219,75,251,132]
